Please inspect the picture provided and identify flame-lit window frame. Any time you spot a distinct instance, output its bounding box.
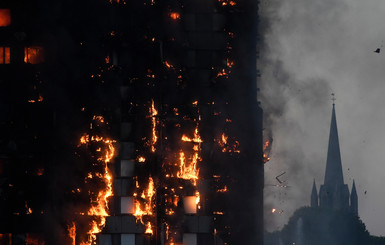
[24,46,44,64]
[0,46,10,64]
[0,9,11,27]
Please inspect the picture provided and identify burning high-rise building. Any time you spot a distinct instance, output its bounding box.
[0,0,263,244]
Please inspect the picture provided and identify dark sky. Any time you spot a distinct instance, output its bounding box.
[260,0,385,236]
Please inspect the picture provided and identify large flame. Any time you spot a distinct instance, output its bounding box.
[77,116,116,245]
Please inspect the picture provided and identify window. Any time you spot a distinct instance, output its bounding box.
[0,47,10,64]
[0,9,11,27]
[24,47,44,64]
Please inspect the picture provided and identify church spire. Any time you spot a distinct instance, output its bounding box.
[350,180,358,215]
[311,179,318,207]
[324,103,344,187]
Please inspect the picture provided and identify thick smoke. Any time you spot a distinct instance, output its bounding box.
[258,0,385,235]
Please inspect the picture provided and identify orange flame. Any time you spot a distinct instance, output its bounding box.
[170,12,180,20]
[263,139,272,163]
[145,222,153,235]
[25,202,32,214]
[78,116,116,245]
[67,222,76,245]
[150,100,158,152]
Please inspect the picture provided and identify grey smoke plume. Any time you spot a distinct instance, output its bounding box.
[259,0,385,236]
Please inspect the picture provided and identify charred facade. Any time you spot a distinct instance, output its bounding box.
[0,0,263,245]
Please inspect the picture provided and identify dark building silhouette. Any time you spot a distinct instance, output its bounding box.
[311,104,358,214]
[0,0,263,244]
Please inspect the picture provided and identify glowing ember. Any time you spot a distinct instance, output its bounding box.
[218,0,236,6]
[138,156,146,163]
[272,208,276,213]
[217,186,228,193]
[170,12,180,20]
[217,133,240,154]
[25,202,32,214]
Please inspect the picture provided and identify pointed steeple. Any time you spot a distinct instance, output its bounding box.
[324,104,344,187]
[350,180,358,214]
[311,179,318,207]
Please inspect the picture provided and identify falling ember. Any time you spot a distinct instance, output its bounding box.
[272,208,276,213]
[150,100,158,152]
[77,116,116,245]
[67,222,76,245]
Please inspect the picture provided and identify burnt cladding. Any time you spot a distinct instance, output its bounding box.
[0,0,263,244]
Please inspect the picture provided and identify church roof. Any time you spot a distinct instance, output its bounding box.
[324,104,345,187]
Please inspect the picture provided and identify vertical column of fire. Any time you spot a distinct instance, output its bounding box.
[129,100,159,237]
[68,116,116,245]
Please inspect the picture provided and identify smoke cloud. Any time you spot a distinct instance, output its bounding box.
[260,0,385,236]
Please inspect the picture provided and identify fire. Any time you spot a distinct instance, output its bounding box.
[263,139,272,163]
[217,186,228,193]
[138,156,146,163]
[150,100,158,152]
[25,202,32,214]
[218,0,236,6]
[26,234,45,245]
[133,177,155,234]
[181,127,202,143]
[217,133,240,154]
[24,47,44,64]
[170,12,180,20]
[272,208,276,213]
[226,58,234,68]
[221,133,228,145]
[67,222,76,245]
[164,61,173,68]
[216,68,228,78]
[0,9,11,27]
[195,191,201,209]
[145,222,153,235]
[77,116,116,245]
[177,152,200,185]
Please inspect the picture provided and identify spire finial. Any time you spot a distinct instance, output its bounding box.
[331,93,336,105]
